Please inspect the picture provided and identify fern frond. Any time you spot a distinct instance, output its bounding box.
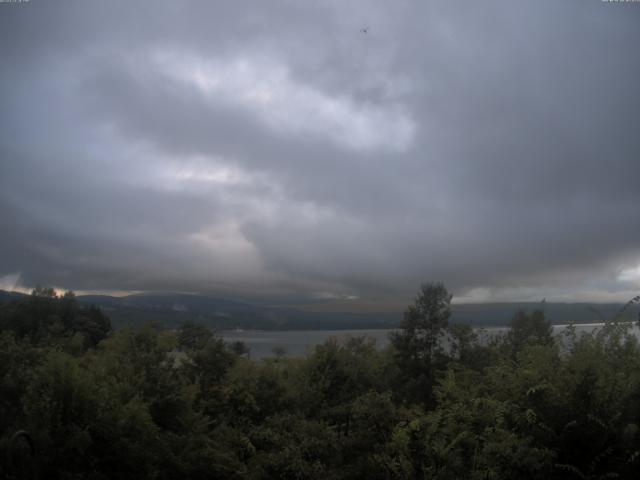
[555,463,586,479]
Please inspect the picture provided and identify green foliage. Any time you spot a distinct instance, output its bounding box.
[0,288,111,351]
[390,282,452,406]
[223,359,292,424]
[506,309,553,356]
[0,333,42,435]
[248,414,340,479]
[2,285,640,479]
[229,340,251,357]
[393,282,452,361]
[177,320,213,351]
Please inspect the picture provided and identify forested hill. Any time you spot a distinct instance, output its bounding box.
[1,290,638,329]
[450,301,639,327]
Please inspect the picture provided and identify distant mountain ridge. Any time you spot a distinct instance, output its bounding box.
[76,292,399,330]
[0,290,637,330]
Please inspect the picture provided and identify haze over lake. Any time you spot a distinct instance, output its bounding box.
[221,323,640,359]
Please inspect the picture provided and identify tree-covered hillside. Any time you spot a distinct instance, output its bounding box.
[4,289,637,331]
[1,285,640,479]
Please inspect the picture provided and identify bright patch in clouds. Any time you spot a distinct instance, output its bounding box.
[153,51,415,153]
[121,146,259,193]
[0,272,22,292]
[161,158,253,189]
[0,272,70,296]
[619,265,640,284]
[314,291,359,301]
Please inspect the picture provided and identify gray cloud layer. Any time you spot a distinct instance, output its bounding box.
[1,0,639,303]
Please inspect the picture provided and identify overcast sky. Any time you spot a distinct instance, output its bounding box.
[1,0,639,306]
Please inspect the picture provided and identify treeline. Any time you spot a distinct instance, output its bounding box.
[1,284,640,479]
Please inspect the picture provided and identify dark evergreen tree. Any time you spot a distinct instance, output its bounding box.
[390,282,452,406]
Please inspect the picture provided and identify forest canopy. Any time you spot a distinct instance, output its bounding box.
[1,285,640,479]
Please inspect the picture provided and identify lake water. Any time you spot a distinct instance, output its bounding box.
[221,323,640,359]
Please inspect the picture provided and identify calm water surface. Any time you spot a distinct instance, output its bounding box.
[221,323,640,359]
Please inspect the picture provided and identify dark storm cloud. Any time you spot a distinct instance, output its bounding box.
[1,0,639,302]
